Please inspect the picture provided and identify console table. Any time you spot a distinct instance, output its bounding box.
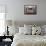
[0,36,13,46]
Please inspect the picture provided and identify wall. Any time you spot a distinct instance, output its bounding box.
[0,0,46,22]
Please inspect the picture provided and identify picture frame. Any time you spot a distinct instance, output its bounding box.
[24,5,37,15]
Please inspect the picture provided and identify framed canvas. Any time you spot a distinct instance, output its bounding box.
[24,5,37,15]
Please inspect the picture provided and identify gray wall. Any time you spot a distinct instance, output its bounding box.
[0,0,46,22]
